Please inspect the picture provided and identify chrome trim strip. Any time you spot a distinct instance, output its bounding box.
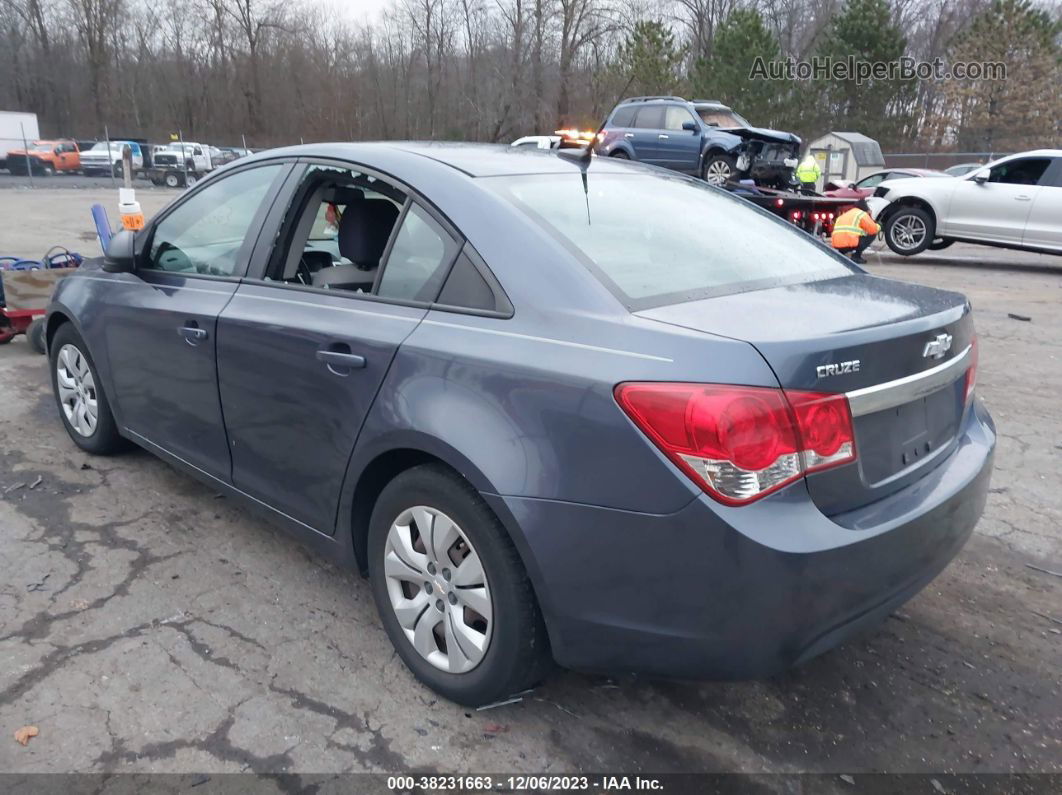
[234,290,416,322]
[846,344,972,417]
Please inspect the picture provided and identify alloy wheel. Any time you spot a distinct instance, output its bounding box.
[383,506,493,674]
[891,214,927,251]
[705,159,732,185]
[55,344,98,437]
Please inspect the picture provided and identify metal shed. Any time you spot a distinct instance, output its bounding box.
[805,131,885,190]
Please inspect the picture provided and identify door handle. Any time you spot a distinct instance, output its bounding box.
[178,324,208,345]
[623,133,634,138]
[316,346,366,375]
[658,134,669,139]
[1015,195,1031,201]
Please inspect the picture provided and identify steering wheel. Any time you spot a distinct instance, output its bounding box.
[154,240,193,272]
[295,258,314,285]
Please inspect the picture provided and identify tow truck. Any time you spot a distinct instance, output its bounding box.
[724,181,856,240]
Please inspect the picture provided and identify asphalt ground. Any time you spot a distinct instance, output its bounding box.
[0,187,1059,783]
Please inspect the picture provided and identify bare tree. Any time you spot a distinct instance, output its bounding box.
[68,0,123,129]
[1,0,1053,151]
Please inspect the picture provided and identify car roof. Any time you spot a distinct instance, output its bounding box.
[248,141,643,178]
[889,168,948,177]
[615,96,732,110]
[993,149,1062,161]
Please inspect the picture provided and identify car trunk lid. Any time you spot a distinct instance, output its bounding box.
[636,273,974,514]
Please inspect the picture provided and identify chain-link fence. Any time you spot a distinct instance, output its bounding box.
[883,152,1008,170]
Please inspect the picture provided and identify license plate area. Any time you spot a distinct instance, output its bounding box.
[856,382,964,486]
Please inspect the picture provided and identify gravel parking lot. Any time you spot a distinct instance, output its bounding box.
[1,187,1060,779]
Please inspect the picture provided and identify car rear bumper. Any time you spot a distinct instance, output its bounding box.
[487,400,995,679]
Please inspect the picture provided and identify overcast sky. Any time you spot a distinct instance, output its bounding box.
[325,0,395,25]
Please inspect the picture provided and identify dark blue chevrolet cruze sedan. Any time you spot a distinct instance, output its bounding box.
[46,143,995,706]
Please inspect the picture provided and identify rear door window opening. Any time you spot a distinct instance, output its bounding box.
[255,163,510,314]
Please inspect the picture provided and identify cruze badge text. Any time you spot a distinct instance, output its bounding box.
[816,360,861,378]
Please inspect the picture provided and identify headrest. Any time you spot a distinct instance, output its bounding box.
[337,199,400,267]
[327,186,365,206]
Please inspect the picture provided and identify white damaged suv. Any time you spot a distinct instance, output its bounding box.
[875,149,1062,256]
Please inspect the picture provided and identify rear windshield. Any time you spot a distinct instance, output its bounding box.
[486,173,853,309]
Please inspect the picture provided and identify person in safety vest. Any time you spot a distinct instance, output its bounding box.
[831,200,880,264]
[795,153,821,192]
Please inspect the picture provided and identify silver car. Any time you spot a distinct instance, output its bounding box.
[876,149,1062,255]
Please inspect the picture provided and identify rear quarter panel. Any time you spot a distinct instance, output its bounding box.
[349,308,781,514]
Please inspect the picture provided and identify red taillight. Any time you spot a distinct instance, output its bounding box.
[615,383,856,505]
[964,337,978,403]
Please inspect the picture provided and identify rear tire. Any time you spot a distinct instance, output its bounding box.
[368,464,551,706]
[164,171,181,188]
[609,150,630,159]
[27,317,46,354]
[885,206,934,256]
[49,323,128,455]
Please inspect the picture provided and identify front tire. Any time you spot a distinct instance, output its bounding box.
[702,153,736,186]
[368,464,550,706]
[49,324,128,454]
[885,206,934,255]
[608,150,630,159]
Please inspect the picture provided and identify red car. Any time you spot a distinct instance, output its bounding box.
[824,168,950,199]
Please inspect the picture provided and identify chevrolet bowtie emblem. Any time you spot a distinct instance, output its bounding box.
[923,333,953,360]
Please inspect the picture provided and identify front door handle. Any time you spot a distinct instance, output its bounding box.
[658,134,669,139]
[1015,195,1031,201]
[178,323,208,345]
[316,345,366,375]
[623,133,634,138]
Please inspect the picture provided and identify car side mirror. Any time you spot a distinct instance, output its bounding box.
[103,229,137,273]
[973,170,989,184]
[682,121,699,133]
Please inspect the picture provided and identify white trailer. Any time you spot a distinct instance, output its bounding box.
[0,111,41,171]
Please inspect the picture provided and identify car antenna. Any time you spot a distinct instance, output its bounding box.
[559,74,637,223]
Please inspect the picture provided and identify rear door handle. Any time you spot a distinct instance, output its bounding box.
[658,134,669,139]
[1015,195,1031,201]
[316,346,366,375]
[178,323,208,345]
[624,133,634,138]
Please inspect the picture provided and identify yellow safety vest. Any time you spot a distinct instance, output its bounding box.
[796,157,820,183]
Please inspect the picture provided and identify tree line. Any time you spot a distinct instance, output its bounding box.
[1,0,1059,152]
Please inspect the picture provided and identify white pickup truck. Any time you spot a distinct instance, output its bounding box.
[79,141,145,177]
[148,142,215,187]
